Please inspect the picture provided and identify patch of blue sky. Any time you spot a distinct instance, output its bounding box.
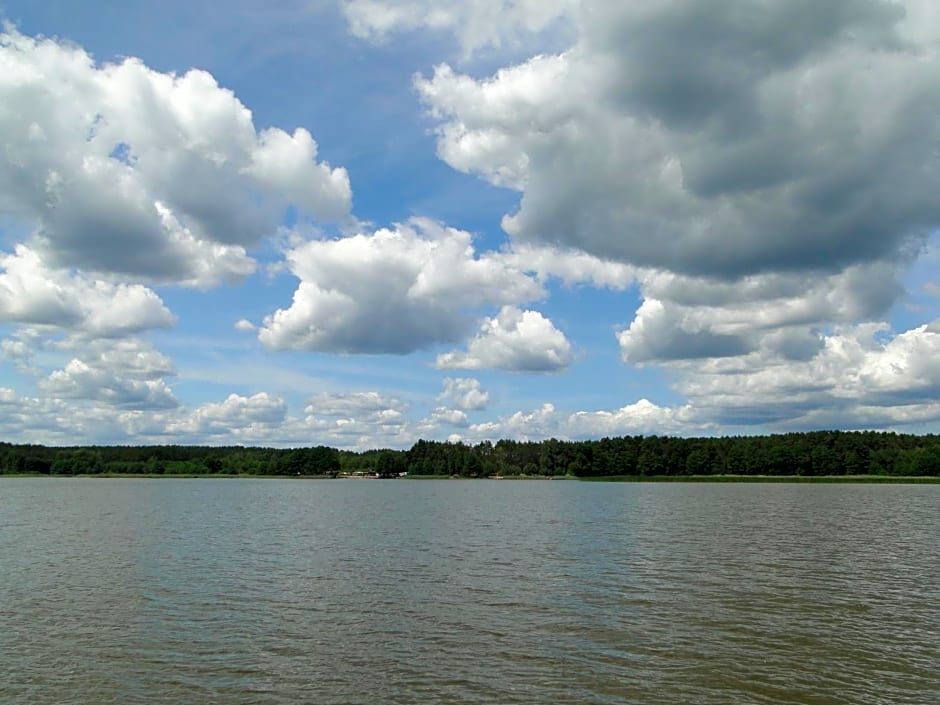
[893,231,940,331]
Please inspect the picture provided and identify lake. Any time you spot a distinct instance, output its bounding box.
[1,478,938,704]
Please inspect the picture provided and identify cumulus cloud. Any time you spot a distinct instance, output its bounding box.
[0,245,175,336]
[7,8,940,443]
[501,243,635,290]
[0,392,80,442]
[341,0,577,57]
[468,398,701,442]
[437,377,488,411]
[38,338,178,410]
[415,378,492,433]
[259,218,543,354]
[436,306,573,372]
[0,388,286,446]
[77,338,175,379]
[0,27,350,286]
[407,1,940,429]
[618,260,905,364]
[667,321,940,429]
[167,392,287,435]
[618,298,753,363]
[294,391,412,449]
[0,336,33,370]
[257,222,634,357]
[40,359,178,410]
[427,406,469,427]
[416,1,940,282]
[0,337,182,442]
[305,391,408,422]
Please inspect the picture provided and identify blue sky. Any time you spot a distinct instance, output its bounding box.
[1,0,940,448]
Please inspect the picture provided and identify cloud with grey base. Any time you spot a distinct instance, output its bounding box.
[0,27,350,287]
[417,0,939,281]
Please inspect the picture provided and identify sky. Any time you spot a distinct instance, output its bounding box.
[1,0,940,449]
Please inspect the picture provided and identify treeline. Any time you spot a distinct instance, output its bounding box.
[405,432,940,477]
[0,443,340,476]
[2,430,940,477]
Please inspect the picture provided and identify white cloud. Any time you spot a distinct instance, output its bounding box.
[565,399,702,438]
[167,392,287,435]
[858,323,940,396]
[416,1,940,284]
[436,306,573,372]
[618,298,752,364]
[80,338,175,379]
[0,337,31,365]
[37,338,178,410]
[0,27,350,286]
[0,245,175,335]
[403,0,940,433]
[617,262,903,364]
[0,393,80,442]
[468,401,558,440]
[294,391,412,449]
[259,218,543,354]
[468,397,701,442]
[503,244,635,291]
[428,406,469,427]
[437,377,488,411]
[666,321,940,429]
[5,10,940,446]
[304,391,408,422]
[233,318,257,332]
[341,0,577,58]
[40,359,178,410]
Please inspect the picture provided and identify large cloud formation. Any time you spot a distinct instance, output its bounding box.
[674,321,940,430]
[416,0,940,279]
[257,217,626,360]
[617,260,904,364]
[5,6,940,447]
[0,27,351,287]
[258,218,546,354]
[345,0,940,431]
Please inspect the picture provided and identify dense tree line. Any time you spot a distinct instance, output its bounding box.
[402,432,936,477]
[0,443,340,476]
[2,430,940,477]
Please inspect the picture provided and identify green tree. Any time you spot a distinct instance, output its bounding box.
[685,447,713,476]
[637,437,664,476]
[375,451,404,478]
[203,456,224,474]
[463,452,484,477]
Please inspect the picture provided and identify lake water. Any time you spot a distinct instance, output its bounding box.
[1,478,938,704]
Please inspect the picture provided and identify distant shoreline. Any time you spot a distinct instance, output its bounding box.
[3,473,939,483]
[578,474,940,484]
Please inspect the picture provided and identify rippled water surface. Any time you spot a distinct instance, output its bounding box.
[1,479,938,704]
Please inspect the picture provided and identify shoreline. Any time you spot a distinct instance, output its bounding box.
[578,474,940,483]
[2,473,939,483]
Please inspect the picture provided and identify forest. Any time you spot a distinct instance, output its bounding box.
[1,430,940,477]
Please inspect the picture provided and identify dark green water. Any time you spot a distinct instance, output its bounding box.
[1,479,937,704]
